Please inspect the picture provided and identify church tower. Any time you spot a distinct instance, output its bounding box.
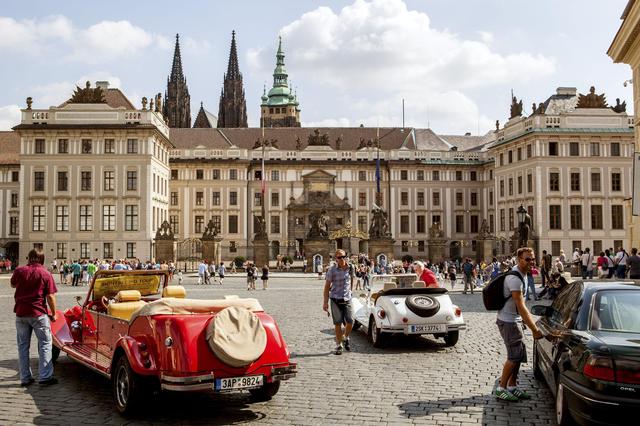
[260,37,301,128]
[163,34,191,128]
[217,31,248,128]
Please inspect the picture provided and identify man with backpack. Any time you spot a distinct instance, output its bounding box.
[462,258,474,294]
[492,247,543,402]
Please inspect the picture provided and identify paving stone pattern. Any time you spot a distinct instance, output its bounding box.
[0,274,556,425]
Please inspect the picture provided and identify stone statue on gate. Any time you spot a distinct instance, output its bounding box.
[308,209,329,238]
[369,205,391,239]
[155,220,174,240]
[428,222,445,240]
[477,219,491,239]
[254,215,267,240]
[202,219,220,240]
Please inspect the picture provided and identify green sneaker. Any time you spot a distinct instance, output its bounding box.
[510,388,531,400]
[495,388,519,402]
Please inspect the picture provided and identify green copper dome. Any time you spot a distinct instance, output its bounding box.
[262,37,298,107]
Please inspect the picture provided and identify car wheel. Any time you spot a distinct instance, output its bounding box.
[352,320,361,331]
[556,382,576,426]
[532,340,544,381]
[113,356,143,415]
[405,295,440,317]
[443,331,459,347]
[249,380,280,401]
[368,316,386,348]
[51,345,60,363]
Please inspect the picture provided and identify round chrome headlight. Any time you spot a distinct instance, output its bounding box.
[164,337,173,347]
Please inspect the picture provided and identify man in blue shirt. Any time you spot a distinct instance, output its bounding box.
[323,249,353,355]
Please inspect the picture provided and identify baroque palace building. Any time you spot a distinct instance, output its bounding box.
[0,33,634,264]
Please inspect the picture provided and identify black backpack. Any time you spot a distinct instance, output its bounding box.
[482,271,525,311]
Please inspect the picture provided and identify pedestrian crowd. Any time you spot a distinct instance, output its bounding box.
[51,258,178,286]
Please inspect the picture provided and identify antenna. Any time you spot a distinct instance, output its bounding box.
[402,98,405,129]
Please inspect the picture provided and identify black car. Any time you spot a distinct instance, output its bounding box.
[531,281,640,425]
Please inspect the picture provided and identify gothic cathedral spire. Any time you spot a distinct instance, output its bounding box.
[163,34,191,128]
[217,31,248,128]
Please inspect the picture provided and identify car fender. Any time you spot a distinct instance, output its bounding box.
[371,306,392,328]
[113,335,157,376]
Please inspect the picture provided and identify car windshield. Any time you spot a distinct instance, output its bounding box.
[91,272,165,301]
[591,290,640,333]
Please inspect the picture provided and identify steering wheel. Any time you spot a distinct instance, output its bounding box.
[100,296,111,312]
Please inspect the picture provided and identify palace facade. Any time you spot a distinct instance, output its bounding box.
[0,83,633,264]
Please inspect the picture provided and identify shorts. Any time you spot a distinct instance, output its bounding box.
[496,319,527,363]
[330,298,353,326]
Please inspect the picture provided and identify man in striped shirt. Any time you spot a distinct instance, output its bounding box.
[323,249,354,355]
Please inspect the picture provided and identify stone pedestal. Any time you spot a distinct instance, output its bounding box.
[155,239,175,263]
[427,239,447,262]
[305,238,333,271]
[476,238,495,263]
[202,239,222,265]
[368,238,395,262]
[253,238,270,269]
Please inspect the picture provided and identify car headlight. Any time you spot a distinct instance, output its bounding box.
[165,337,174,347]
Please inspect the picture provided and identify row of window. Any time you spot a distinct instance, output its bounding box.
[31,205,139,232]
[548,171,621,192]
[34,138,140,155]
[43,242,137,260]
[497,141,623,166]
[547,205,624,230]
[398,170,478,182]
[172,169,240,181]
[38,171,139,192]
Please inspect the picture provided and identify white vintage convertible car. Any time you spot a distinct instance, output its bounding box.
[352,281,465,347]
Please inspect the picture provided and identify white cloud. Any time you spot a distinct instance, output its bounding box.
[248,0,556,133]
[0,105,21,131]
[305,117,352,127]
[0,15,203,63]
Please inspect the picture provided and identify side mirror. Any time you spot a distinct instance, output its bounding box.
[75,296,83,306]
[531,304,552,317]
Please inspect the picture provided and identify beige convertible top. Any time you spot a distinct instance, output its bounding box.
[130,297,263,322]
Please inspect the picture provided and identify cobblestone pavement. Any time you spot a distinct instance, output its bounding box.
[0,273,556,425]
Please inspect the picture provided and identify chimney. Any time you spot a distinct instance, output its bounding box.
[556,87,576,96]
[96,81,110,90]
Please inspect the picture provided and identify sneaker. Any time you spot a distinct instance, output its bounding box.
[20,378,35,387]
[495,388,518,402]
[334,344,343,355]
[344,338,351,351]
[38,377,58,386]
[510,388,532,400]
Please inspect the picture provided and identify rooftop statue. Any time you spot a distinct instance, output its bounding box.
[69,81,106,104]
[308,129,330,146]
[612,98,627,113]
[509,94,523,119]
[577,86,608,108]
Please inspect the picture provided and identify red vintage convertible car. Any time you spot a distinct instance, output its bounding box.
[50,270,296,414]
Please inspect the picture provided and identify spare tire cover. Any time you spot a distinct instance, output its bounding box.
[405,295,440,317]
[206,306,267,368]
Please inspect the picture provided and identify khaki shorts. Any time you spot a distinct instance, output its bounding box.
[496,319,527,363]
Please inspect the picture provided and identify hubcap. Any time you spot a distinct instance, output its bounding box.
[556,384,563,424]
[116,365,129,408]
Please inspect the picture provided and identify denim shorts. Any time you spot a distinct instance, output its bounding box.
[330,298,353,326]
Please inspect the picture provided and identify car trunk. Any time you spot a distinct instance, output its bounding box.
[143,313,290,377]
[590,331,640,397]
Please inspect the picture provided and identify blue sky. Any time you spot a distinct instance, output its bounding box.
[0,0,632,134]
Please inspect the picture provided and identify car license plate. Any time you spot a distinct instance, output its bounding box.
[408,324,446,333]
[214,375,263,391]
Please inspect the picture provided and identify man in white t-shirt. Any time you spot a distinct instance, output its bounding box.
[615,247,628,279]
[495,247,543,402]
[581,248,594,279]
[572,248,581,276]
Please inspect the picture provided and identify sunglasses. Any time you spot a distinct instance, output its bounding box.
[336,256,346,259]
[523,257,534,262]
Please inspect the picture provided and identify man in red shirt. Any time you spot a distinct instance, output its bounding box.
[413,261,439,288]
[11,248,58,386]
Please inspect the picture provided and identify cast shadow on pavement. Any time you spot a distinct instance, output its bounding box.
[3,355,271,425]
[397,370,554,425]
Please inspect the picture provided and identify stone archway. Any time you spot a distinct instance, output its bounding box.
[312,254,324,274]
[176,238,202,272]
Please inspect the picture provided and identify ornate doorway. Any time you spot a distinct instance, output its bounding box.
[176,238,202,272]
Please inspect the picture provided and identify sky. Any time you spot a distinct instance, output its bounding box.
[0,0,632,135]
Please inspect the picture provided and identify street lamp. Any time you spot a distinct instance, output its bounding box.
[517,204,526,225]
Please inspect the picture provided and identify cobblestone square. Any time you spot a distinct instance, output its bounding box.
[0,273,556,425]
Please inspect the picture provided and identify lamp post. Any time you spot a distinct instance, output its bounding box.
[516,204,530,249]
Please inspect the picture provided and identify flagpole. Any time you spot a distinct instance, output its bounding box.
[261,123,266,222]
